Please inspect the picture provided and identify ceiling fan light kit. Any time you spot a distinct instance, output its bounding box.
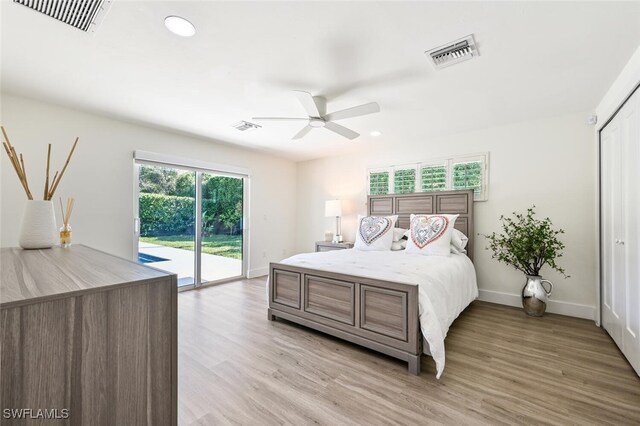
[253,90,380,140]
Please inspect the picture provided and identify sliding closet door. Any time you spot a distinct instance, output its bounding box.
[601,115,624,348]
[621,89,640,374]
[601,86,640,375]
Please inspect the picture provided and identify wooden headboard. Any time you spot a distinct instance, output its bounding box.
[367,189,475,261]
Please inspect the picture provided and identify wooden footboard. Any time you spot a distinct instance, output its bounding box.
[268,262,422,374]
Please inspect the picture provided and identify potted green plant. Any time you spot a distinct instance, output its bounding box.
[482,206,569,316]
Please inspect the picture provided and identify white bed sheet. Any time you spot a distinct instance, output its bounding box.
[277,249,478,378]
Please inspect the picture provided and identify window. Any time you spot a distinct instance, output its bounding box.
[453,160,483,194]
[394,168,416,194]
[367,153,488,201]
[368,170,389,195]
[421,164,447,192]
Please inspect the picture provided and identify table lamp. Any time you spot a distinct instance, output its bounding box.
[325,199,343,243]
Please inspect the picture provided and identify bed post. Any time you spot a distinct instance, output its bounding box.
[267,308,276,321]
[408,354,421,375]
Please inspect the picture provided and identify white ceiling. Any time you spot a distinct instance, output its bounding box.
[2,1,640,161]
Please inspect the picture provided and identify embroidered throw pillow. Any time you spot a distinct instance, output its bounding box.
[406,214,459,256]
[354,215,398,251]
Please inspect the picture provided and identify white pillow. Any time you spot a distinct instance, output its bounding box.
[451,245,467,255]
[393,228,408,242]
[354,215,398,251]
[406,214,459,256]
[451,229,469,254]
[391,240,407,251]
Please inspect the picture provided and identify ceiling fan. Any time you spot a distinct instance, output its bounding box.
[252,91,380,140]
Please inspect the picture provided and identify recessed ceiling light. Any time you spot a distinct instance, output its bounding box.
[164,16,196,37]
[370,131,382,137]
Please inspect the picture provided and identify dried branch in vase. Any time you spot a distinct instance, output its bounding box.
[0,126,79,201]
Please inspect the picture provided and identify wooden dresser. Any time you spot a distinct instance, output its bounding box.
[0,245,177,425]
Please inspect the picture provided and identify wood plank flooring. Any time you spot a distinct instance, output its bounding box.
[178,278,640,426]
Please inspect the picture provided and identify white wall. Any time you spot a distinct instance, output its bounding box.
[0,94,297,277]
[596,45,640,126]
[296,111,597,318]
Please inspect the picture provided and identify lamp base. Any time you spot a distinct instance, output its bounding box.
[332,234,343,243]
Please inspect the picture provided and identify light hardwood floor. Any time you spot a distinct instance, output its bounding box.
[178,278,640,426]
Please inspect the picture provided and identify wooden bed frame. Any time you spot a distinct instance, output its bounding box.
[267,190,474,374]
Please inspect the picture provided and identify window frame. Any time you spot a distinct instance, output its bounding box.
[367,152,489,201]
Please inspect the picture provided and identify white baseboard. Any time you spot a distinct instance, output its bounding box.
[247,267,268,279]
[477,289,596,321]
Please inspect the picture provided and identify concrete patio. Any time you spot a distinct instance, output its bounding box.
[139,242,242,286]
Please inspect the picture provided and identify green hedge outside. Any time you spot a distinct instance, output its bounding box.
[139,193,241,237]
[139,193,195,236]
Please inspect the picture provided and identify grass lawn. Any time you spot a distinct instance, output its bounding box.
[140,235,242,259]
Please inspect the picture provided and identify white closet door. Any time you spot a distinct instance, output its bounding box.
[602,86,640,376]
[621,89,640,373]
[601,115,624,348]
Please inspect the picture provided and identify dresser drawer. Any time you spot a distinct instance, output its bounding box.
[317,245,343,252]
[315,242,354,252]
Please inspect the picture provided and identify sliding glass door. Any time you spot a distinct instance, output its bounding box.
[199,172,243,283]
[135,161,245,290]
[137,164,196,287]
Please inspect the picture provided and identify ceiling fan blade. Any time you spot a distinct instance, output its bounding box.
[293,90,321,118]
[324,102,380,122]
[252,117,309,121]
[324,122,359,140]
[292,125,312,140]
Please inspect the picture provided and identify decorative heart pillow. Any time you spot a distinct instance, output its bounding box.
[405,214,459,256]
[354,215,398,251]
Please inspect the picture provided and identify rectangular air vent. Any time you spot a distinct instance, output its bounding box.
[13,0,112,33]
[232,121,262,132]
[425,35,479,70]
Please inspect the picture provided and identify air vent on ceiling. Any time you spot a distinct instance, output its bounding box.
[13,0,112,33]
[232,121,262,132]
[425,35,479,69]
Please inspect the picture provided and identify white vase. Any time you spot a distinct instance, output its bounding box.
[19,200,58,249]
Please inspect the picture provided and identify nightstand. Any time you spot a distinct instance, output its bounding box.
[315,241,354,252]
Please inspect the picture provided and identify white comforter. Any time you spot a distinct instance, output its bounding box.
[277,249,478,379]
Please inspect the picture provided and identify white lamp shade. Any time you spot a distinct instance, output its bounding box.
[325,199,342,217]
